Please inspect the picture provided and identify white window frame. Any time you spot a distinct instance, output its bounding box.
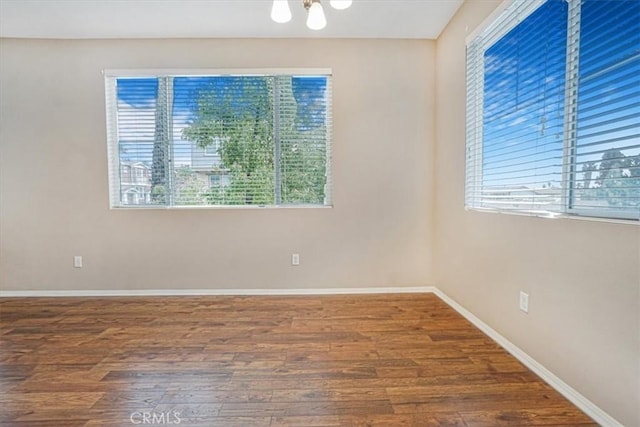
[466,0,639,222]
[203,140,220,157]
[104,68,333,210]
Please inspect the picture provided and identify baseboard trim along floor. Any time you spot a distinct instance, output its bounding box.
[429,288,622,427]
[0,285,622,426]
[0,286,437,297]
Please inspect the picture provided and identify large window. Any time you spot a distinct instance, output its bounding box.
[105,70,332,208]
[466,0,639,220]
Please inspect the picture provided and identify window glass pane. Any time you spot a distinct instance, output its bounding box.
[179,76,274,206]
[116,78,158,206]
[281,76,329,205]
[572,0,640,217]
[480,0,567,212]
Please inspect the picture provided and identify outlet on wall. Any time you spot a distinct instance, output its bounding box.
[519,291,529,313]
[74,256,83,268]
[291,253,300,266]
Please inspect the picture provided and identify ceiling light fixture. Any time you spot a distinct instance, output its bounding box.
[305,0,327,30]
[271,0,292,24]
[271,0,352,31]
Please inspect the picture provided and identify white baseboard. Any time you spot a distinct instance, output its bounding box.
[0,286,437,298]
[0,285,621,426]
[432,288,623,427]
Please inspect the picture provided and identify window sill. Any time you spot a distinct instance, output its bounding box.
[465,207,639,226]
[110,204,334,211]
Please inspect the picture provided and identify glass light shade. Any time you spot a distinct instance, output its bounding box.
[306,2,327,30]
[271,0,292,23]
[330,0,352,10]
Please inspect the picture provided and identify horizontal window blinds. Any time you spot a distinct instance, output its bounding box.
[105,72,332,208]
[571,0,640,218]
[466,0,639,220]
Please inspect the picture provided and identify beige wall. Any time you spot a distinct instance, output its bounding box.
[0,38,436,291]
[435,2,640,426]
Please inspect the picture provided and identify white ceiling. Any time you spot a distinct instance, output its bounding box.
[0,0,463,40]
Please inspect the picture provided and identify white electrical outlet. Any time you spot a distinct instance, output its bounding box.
[291,253,300,266]
[519,291,529,313]
[74,256,83,268]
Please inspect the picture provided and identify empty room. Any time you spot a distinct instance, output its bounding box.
[0,0,638,426]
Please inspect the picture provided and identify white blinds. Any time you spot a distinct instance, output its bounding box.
[466,0,640,220]
[570,0,640,218]
[105,71,332,208]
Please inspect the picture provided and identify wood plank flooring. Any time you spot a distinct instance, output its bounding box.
[0,293,597,426]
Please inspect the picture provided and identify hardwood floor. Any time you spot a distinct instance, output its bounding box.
[0,293,596,426]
